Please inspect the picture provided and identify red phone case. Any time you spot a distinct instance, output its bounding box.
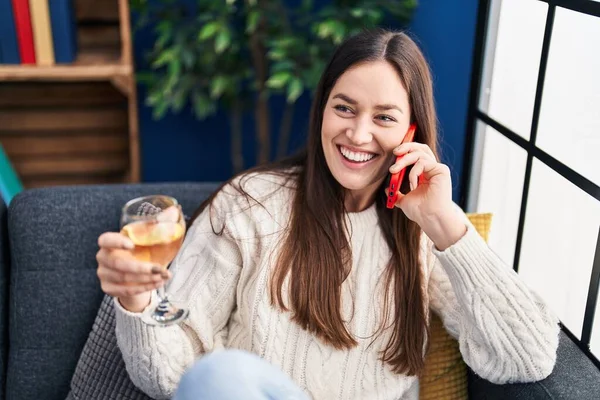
[386,124,417,209]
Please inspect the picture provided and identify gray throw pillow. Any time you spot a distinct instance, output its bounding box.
[66,295,154,400]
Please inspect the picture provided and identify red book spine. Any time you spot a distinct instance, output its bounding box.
[11,0,36,64]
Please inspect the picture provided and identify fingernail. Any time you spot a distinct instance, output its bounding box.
[151,266,162,274]
[124,240,135,250]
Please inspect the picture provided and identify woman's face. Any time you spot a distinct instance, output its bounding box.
[321,61,412,209]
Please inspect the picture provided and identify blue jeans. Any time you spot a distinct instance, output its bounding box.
[173,349,310,400]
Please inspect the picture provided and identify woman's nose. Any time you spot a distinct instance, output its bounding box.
[345,119,373,145]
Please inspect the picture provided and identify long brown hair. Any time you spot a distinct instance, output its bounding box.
[192,29,438,376]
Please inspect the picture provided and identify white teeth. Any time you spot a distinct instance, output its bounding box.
[340,146,375,162]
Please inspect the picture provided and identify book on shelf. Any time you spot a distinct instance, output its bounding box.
[48,0,78,64]
[28,0,54,66]
[10,0,36,64]
[0,0,21,64]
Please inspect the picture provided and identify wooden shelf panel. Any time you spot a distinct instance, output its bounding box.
[24,174,127,189]
[0,107,127,132]
[0,81,133,186]
[79,25,121,49]
[0,48,131,81]
[0,82,126,107]
[75,0,119,23]
[3,134,129,157]
[13,153,129,177]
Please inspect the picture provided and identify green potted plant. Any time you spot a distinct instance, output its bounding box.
[131,0,417,172]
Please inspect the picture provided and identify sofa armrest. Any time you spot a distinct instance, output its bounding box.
[0,198,8,400]
[5,182,219,400]
[468,330,600,399]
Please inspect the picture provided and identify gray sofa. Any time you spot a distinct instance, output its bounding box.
[0,183,599,399]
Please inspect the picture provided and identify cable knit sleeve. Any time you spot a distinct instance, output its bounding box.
[114,186,244,399]
[425,209,560,384]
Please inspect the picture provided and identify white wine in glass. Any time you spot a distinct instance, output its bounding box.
[120,195,188,326]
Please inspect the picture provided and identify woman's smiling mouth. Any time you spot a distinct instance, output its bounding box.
[337,145,379,165]
[337,145,379,169]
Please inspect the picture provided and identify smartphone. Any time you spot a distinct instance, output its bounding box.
[386,124,417,209]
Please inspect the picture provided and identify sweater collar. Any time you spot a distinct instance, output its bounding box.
[345,202,379,229]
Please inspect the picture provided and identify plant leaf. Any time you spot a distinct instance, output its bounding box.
[266,71,291,89]
[172,89,187,113]
[153,101,169,120]
[145,90,160,106]
[316,19,344,39]
[136,71,156,85]
[215,29,231,54]
[267,48,285,61]
[246,10,260,34]
[318,20,345,43]
[155,21,173,49]
[271,60,295,73]
[192,92,213,119]
[317,21,332,38]
[152,48,175,68]
[198,21,220,41]
[274,36,296,48]
[210,75,229,98]
[350,8,365,18]
[287,77,303,103]
[165,57,181,93]
[180,48,195,69]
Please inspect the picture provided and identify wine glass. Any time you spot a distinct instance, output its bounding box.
[120,195,189,326]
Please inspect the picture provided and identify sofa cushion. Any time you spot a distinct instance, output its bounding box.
[67,295,152,400]
[6,183,219,400]
[468,330,600,399]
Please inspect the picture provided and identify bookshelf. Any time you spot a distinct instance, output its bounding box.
[0,0,140,189]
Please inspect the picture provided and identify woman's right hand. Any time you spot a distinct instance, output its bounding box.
[96,232,171,312]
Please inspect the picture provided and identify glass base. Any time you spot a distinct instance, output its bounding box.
[142,298,189,327]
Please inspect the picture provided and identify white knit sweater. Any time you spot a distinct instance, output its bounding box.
[115,172,559,400]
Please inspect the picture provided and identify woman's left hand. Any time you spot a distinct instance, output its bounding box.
[387,142,467,250]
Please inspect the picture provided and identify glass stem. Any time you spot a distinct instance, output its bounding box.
[158,286,168,302]
[157,263,169,303]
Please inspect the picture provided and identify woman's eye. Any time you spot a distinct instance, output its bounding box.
[377,115,396,122]
[334,105,353,113]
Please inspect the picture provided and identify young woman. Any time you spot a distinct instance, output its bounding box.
[96,29,559,400]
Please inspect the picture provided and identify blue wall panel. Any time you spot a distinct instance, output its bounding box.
[135,1,479,201]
